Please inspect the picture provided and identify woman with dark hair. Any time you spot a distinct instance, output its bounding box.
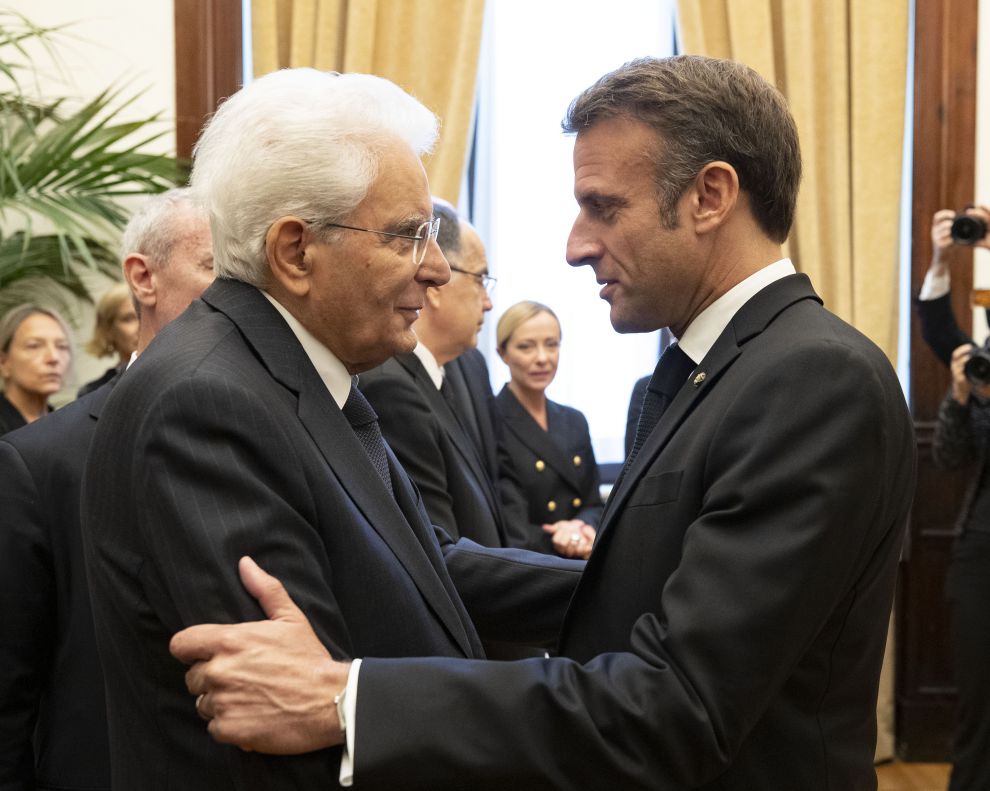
[495,300,603,559]
[0,304,72,435]
[78,283,138,396]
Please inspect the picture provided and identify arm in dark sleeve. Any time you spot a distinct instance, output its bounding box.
[0,441,53,790]
[351,340,914,790]
[437,534,583,646]
[917,293,973,367]
[932,392,979,470]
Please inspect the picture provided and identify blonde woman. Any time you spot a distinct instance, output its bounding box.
[78,283,138,396]
[495,300,603,559]
[0,304,72,435]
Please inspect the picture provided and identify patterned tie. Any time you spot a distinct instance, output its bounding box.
[627,343,695,465]
[341,383,393,495]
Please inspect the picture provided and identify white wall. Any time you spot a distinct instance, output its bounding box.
[2,0,175,398]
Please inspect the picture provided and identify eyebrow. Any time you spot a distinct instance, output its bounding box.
[578,191,628,209]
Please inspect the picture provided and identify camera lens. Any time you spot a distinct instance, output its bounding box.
[951,215,988,245]
[964,350,990,386]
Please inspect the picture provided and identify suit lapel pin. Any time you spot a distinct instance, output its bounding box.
[693,371,706,387]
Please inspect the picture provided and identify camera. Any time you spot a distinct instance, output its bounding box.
[964,340,990,386]
[951,213,988,245]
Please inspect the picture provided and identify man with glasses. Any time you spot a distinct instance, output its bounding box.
[81,69,580,790]
[360,200,511,549]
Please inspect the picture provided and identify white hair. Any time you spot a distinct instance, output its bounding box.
[190,69,439,286]
[120,187,205,268]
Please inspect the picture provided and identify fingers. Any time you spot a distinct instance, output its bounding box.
[170,623,223,665]
[238,556,303,622]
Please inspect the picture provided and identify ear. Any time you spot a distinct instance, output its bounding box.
[123,254,155,309]
[688,161,739,234]
[265,217,312,298]
[496,345,508,365]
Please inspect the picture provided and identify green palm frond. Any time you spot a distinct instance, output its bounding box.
[0,11,181,309]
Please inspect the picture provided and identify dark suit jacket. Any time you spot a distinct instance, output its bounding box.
[352,274,916,791]
[360,351,505,547]
[81,279,581,789]
[494,385,603,553]
[0,385,114,791]
[0,393,27,437]
[445,348,499,480]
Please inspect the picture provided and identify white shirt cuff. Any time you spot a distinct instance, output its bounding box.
[337,658,361,787]
[919,268,950,300]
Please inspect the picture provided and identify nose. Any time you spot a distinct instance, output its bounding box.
[535,345,548,362]
[565,213,601,268]
[482,292,493,312]
[417,238,450,288]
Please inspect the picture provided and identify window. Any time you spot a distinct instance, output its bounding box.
[468,0,678,464]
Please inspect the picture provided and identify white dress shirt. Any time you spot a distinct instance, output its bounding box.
[678,258,796,364]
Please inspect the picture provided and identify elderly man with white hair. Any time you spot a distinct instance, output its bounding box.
[80,69,580,789]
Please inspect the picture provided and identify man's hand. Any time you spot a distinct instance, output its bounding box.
[543,519,596,559]
[931,208,956,264]
[169,556,350,754]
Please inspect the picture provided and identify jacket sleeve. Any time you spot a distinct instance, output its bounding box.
[0,441,54,790]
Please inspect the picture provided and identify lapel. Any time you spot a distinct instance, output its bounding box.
[597,273,823,537]
[397,352,504,522]
[201,280,474,656]
[496,387,582,491]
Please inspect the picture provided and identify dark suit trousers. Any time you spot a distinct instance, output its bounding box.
[947,531,990,791]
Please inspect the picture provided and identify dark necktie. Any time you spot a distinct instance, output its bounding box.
[341,383,393,496]
[627,343,695,465]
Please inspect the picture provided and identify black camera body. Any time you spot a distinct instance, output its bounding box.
[951,213,988,245]
[964,340,990,386]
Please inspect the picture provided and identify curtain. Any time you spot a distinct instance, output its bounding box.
[678,0,908,366]
[251,0,485,203]
[678,0,909,762]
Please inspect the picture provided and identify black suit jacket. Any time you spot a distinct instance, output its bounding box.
[360,351,506,547]
[494,386,603,553]
[80,280,497,790]
[445,348,499,480]
[352,274,916,791]
[0,384,114,791]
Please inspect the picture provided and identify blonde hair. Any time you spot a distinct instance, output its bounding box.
[496,301,560,351]
[85,283,133,357]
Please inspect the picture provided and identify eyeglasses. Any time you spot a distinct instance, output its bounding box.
[449,265,497,294]
[318,217,441,266]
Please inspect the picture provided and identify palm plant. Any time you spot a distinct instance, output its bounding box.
[0,10,180,316]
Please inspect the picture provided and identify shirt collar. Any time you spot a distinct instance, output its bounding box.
[677,258,796,364]
[411,342,444,390]
[261,291,353,409]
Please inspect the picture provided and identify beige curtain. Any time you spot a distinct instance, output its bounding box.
[678,0,908,365]
[251,0,485,203]
[678,0,909,762]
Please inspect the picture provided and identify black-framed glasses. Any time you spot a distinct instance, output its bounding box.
[449,265,497,294]
[319,217,441,266]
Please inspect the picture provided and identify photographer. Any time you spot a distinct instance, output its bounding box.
[917,206,990,363]
[920,206,990,791]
